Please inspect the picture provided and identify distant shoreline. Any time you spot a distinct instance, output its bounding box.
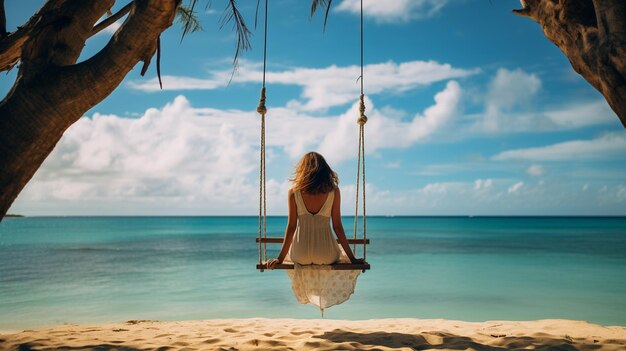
[4,214,24,218]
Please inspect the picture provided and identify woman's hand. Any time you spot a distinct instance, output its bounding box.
[266,258,281,270]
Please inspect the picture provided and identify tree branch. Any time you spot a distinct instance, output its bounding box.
[592,0,626,126]
[593,0,626,36]
[92,1,134,36]
[0,0,7,37]
[0,0,180,218]
[0,0,111,73]
[19,0,114,81]
[514,0,626,127]
[0,27,27,72]
[0,0,58,72]
[8,0,180,119]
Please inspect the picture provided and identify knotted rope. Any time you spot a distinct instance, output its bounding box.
[353,95,367,259]
[258,0,269,271]
[353,0,367,264]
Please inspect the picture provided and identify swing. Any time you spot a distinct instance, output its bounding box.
[255,0,370,273]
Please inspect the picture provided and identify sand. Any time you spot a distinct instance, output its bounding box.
[1,318,625,351]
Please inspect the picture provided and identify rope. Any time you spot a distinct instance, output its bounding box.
[353,0,367,264]
[353,129,361,255]
[258,91,266,268]
[258,108,266,267]
[258,0,269,270]
[360,0,364,96]
[353,101,367,258]
[360,122,366,262]
[262,0,268,88]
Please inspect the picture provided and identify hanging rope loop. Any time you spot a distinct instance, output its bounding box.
[353,0,367,271]
[259,111,267,269]
[257,87,267,115]
[257,0,269,271]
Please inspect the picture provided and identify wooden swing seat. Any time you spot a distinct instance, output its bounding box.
[256,262,370,270]
[256,237,370,271]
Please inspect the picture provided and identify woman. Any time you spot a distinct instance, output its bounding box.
[266,152,363,311]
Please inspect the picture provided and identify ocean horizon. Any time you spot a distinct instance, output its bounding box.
[1,215,625,330]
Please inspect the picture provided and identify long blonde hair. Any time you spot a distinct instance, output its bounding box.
[291,152,338,194]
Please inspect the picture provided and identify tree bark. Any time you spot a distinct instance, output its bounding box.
[0,0,7,37]
[514,0,626,128]
[0,0,179,219]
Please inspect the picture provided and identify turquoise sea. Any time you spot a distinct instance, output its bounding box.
[1,216,625,330]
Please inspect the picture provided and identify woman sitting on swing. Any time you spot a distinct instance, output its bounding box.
[266,152,363,311]
[266,152,363,268]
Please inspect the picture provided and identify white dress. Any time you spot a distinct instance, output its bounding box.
[285,189,361,312]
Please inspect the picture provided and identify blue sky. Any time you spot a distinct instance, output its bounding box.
[3,0,626,215]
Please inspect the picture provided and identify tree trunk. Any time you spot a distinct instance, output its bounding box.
[514,0,626,128]
[0,0,180,219]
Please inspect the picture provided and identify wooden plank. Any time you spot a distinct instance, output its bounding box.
[256,263,370,271]
[256,237,369,244]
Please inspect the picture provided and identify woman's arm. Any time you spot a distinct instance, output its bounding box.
[331,187,361,263]
[277,189,297,262]
[267,189,297,269]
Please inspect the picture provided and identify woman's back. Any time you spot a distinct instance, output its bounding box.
[298,191,332,215]
[289,189,340,265]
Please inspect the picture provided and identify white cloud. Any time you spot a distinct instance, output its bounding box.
[360,179,626,215]
[318,80,462,163]
[133,75,223,90]
[131,65,615,143]
[378,106,408,120]
[482,68,541,132]
[15,97,258,214]
[12,82,460,214]
[526,164,546,177]
[508,181,524,194]
[128,60,476,111]
[474,178,493,190]
[472,99,617,134]
[422,182,449,194]
[617,185,626,200]
[469,69,616,134]
[487,68,541,109]
[336,0,449,23]
[10,59,624,216]
[383,161,401,169]
[544,100,616,128]
[493,133,626,161]
[596,184,626,205]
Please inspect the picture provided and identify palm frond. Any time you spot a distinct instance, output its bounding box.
[219,0,252,67]
[178,1,203,42]
[254,0,262,29]
[310,0,333,31]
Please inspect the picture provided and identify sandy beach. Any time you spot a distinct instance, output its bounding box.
[1,318,625,351]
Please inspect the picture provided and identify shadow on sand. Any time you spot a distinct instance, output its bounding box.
[315,330,609,351]
[3,329,621,351]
